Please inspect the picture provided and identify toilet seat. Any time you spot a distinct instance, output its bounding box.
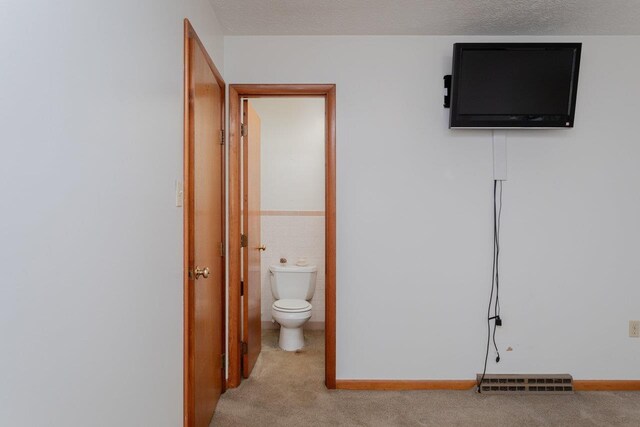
[272,299,312,313]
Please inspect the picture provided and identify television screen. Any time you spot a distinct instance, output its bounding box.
[449,43,582,128]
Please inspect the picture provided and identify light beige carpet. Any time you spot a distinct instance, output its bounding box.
[212,330,640,426]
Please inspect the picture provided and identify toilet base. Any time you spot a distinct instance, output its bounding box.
[278,326,304,351]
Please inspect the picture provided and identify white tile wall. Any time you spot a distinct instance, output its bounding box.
[260,215,325,324]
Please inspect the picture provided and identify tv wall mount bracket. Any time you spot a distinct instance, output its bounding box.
[443,75,452,108]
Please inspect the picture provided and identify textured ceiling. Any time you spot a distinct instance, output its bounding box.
[210,0,640,35]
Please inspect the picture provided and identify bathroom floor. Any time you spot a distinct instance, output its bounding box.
[211,329,640,426]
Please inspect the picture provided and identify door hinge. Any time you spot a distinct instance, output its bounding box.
[241,341,248,355]
[240,123,247,137]
[240,280,244,296]
[219,241,225,257]
[240,233,248,248]
[220,129,225,145]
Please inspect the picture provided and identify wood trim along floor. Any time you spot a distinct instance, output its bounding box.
[573,380,640,391]
[335,379,640,391]
[335,380,477,391]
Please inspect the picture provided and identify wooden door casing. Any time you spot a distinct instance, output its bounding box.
[227,84,336,390]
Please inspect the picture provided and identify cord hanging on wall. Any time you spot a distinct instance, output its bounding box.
[478,178,504,393]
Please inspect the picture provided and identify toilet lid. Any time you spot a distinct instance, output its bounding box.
[273,299,312,312]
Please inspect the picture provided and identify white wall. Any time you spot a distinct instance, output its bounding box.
[225,36,640,380]
[248,98,326,325]
[251,98,325,211]
[0,1,224,426]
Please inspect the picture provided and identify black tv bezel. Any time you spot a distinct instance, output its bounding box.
[449,43,582,129]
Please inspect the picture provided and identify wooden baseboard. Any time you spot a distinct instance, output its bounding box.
[335,379,640,391]
[573,380,640,391]
[335,380,476,391]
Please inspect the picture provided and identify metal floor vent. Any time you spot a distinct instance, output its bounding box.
[477,374,574,394]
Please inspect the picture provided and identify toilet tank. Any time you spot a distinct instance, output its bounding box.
[269,265,317,301]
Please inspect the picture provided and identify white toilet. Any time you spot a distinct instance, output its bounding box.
[269,264,317,351]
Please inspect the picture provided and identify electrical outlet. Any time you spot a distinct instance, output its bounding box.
[630,320,640,338]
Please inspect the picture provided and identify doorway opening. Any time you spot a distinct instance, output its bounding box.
[228,85,336,389]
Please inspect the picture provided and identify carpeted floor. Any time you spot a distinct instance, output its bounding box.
[212,329,640,426]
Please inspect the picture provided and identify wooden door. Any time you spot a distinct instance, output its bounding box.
[184,21,225,427]
[242,100,262,378]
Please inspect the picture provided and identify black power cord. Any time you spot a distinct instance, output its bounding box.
[478,180,503,393]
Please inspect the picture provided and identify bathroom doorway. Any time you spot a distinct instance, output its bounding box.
[227,85,336,389]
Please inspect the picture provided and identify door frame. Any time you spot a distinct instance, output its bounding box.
[227,84,337,389]
[183,19,226,426]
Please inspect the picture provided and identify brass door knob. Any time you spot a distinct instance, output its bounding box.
[193,266,210,279]
[257,245,267,251]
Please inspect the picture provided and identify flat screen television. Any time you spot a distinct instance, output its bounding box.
[449,43,582,129]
